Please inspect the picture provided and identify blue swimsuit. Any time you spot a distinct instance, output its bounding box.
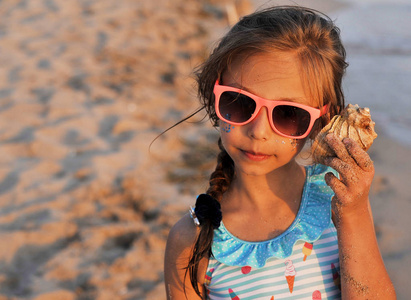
[204,164,342,299]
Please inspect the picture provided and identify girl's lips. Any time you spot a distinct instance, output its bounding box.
[241,150,271,161]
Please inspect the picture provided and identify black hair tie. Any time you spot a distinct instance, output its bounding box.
[190,194,222,229]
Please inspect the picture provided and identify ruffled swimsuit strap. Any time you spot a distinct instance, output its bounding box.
[211,164,337,268]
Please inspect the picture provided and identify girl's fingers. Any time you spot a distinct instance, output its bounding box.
[324,157,357,184]
[324,134,354,164]
[343,138,374,172]
[324,134,373,172]
[325,172,347,194]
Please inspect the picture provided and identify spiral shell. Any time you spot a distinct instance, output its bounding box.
[312,104,378,164]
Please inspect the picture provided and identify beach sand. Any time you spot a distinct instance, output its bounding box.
[0,0,409,299]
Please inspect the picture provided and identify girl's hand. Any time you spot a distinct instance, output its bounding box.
[322,135,396,299]
[322,133,375,220]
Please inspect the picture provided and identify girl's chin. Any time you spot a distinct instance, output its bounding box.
[235,164,275,177]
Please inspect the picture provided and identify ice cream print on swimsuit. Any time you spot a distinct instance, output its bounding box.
[312,290,322,299]
[302,242,313,261]
[284,259,296,293]
[205,239,342,299]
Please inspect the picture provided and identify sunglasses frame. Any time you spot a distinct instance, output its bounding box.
[213,80,328,139]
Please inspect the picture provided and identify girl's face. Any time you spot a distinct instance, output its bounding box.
[219,51,313,176]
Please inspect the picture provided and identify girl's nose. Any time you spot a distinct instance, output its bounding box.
[247,107,273,140]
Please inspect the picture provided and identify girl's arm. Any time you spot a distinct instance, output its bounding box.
[164,214,207,300]
[324,133,396,299]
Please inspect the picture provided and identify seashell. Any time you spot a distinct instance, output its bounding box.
[311,104,378,164]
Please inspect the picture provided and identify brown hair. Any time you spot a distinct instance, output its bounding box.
[186,5,348,297]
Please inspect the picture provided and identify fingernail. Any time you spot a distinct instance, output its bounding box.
[324,172,332,183]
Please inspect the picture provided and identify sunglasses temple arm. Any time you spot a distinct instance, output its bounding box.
[320,104,330,116]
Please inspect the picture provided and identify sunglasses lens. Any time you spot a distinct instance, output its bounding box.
[218,91,256,123]
[273,105,311,137]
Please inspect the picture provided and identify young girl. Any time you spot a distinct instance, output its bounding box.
[164,6,395,299]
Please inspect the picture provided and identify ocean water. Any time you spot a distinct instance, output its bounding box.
[333,2,411,147]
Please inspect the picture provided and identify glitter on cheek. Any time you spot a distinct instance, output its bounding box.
[273,139,298,150]
[289,139,298,150]
[221,121,235,133]
[221,114,235,133]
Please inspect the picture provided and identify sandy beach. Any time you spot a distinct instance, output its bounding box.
[0,0,410,299]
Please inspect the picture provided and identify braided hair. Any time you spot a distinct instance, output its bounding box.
[186,6,347,297]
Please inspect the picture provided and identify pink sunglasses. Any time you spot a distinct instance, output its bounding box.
[213,80,328,139]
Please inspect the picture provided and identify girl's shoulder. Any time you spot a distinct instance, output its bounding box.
[166,213,200,253]
[166,213,209,274]
[165,214,208,295]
